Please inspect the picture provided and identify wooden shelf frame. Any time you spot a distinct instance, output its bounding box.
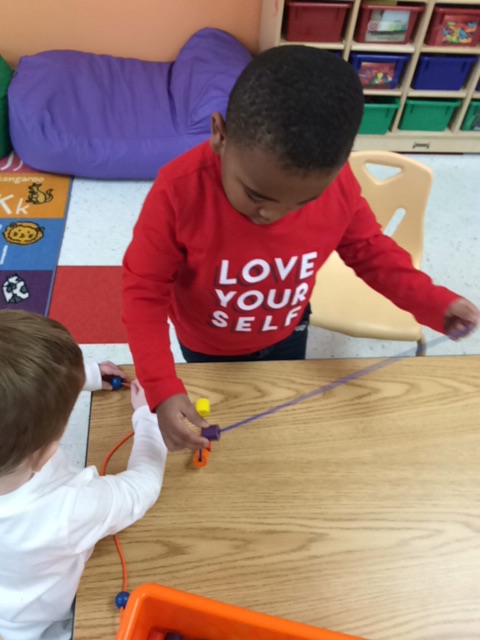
[259,0,480,152]
[279,37,345,50]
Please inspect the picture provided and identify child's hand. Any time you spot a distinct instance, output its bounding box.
[99,361,129,390]
[156,394,210,451]
[444,298,479,339]
[130,379,148,410]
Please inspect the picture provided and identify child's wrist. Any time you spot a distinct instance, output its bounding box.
[132,405,153,425]
[83,360,103,392]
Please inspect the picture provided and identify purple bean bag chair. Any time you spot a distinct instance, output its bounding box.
[8,28,251,179]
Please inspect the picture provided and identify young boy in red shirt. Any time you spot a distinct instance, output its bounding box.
[123,46,478,452]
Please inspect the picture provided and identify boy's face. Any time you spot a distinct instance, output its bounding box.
[210,113,340,225]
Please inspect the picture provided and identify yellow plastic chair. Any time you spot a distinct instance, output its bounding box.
[310,150,433,356]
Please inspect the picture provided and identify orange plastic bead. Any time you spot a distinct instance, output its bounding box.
[193,447,210,469]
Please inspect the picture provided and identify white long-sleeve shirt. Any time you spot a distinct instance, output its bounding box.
[0,361,167,640]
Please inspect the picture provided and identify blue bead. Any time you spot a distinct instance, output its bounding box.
[111,376,123,390]
[114,591,130,608]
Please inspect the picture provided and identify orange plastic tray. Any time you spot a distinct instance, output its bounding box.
[116,583,365,640]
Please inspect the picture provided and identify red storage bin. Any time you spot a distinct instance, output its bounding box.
[426,6,480,46]
[284,1,352,43]
[355,4,424,44]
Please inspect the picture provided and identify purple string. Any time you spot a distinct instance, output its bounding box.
[220,329,470,434]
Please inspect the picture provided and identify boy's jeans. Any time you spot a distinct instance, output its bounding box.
[180,304,311,363]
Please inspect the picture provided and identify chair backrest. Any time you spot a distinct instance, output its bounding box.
[349,150,433,269]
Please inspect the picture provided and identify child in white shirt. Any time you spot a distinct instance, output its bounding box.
[0,310,168,640]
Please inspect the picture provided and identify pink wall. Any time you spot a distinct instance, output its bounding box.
[3,0,261,67]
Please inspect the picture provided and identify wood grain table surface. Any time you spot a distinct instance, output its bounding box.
[74,356,480,640]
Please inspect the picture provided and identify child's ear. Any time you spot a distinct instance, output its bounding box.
[210,112,227,156]
[30,440,60,473]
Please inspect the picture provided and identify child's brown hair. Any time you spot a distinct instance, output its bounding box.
[0,310,85,475]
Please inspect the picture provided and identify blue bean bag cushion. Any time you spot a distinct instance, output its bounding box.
[8,28,251,179]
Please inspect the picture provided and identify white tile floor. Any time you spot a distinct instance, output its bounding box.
[60,154,480,467]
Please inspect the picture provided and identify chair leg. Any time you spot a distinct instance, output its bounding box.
[416,335,426,357]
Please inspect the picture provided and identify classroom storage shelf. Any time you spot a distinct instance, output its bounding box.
[279,37,345,49]
[260,0,480,152]
[351,41,417,52]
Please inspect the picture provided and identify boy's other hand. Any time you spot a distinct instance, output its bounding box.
[445,298,479,339]
[156,394,210,451]
[99,361,129,390]
[131,380,148,410]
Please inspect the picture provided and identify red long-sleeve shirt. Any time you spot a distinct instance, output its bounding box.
[123,142,458,411]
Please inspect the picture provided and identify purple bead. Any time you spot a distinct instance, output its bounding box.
[165,634,185,640]
[114,591,130,608]
[201,424,221,441]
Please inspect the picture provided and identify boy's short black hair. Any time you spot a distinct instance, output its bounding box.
[226,46,364,172]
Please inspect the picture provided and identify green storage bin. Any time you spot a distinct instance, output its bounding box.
[0,55,13,158]
[359,97,400,135]
[400,99,460,132]
[461,100,480,131]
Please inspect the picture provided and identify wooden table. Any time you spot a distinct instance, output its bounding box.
[74,356,480,640]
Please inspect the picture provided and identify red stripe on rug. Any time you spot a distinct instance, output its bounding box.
[49,266,127,344]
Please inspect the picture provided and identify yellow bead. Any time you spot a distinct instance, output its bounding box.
[195,397,210,418]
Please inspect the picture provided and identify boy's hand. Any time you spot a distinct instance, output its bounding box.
[99,361,129,390]
[156,394,210,451]
[444,298,479,338]
[130,379,148,410]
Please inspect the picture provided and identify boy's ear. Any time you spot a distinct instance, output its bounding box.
[210,112,227,156]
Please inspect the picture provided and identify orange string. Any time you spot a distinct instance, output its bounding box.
[100,430,134,594]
